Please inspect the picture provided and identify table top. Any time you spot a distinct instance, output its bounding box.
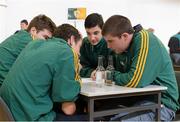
[80,78,167,97]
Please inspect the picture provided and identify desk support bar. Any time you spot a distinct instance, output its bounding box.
[93,104,159,118]
[88,99,94,121]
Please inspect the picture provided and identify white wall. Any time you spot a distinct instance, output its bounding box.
[0,0,7,42]
[1,0,180,49]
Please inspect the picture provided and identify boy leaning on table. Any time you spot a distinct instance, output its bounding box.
[0,14,56,87]
[101,15,179,121]
[0,23,88,121]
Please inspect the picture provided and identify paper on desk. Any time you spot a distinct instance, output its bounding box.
[82,78,94,83]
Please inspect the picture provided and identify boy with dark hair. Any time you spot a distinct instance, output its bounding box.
[0,14,56,87]
[168,31,180,65]
[102,15,179,121]
[84,13,104,29]
[80,13,113,79]
[15,19,29,34]
[20,19,28,30]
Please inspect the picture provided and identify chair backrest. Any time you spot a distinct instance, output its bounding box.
[0,96,14,121]
[175,71,180,106]
[174,65,180,71]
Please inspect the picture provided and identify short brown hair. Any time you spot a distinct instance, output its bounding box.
[27,14,56,34]
[102,15,134,37]
[53,24,81,44]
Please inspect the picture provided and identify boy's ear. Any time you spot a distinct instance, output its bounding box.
[30,27,37,35]
[122,33,128,37]
[29,27,37,40]
[121,33,129,39]
[67,38,71,45]
[70,35,75,46]
[68,35,75,46]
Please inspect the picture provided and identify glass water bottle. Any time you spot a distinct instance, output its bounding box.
[105,55,115,86]
[96,55,105,87]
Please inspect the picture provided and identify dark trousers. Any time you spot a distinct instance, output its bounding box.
[54,113,88,121]
[53,99,88,121]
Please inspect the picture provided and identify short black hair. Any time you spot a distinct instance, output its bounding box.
[84,13,104,29]
[21,19,28,25]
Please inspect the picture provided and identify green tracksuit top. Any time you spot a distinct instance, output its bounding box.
[0,38,81,121]
[0,30,32,86]
[113,30,179,112]
[80,37,113,77]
